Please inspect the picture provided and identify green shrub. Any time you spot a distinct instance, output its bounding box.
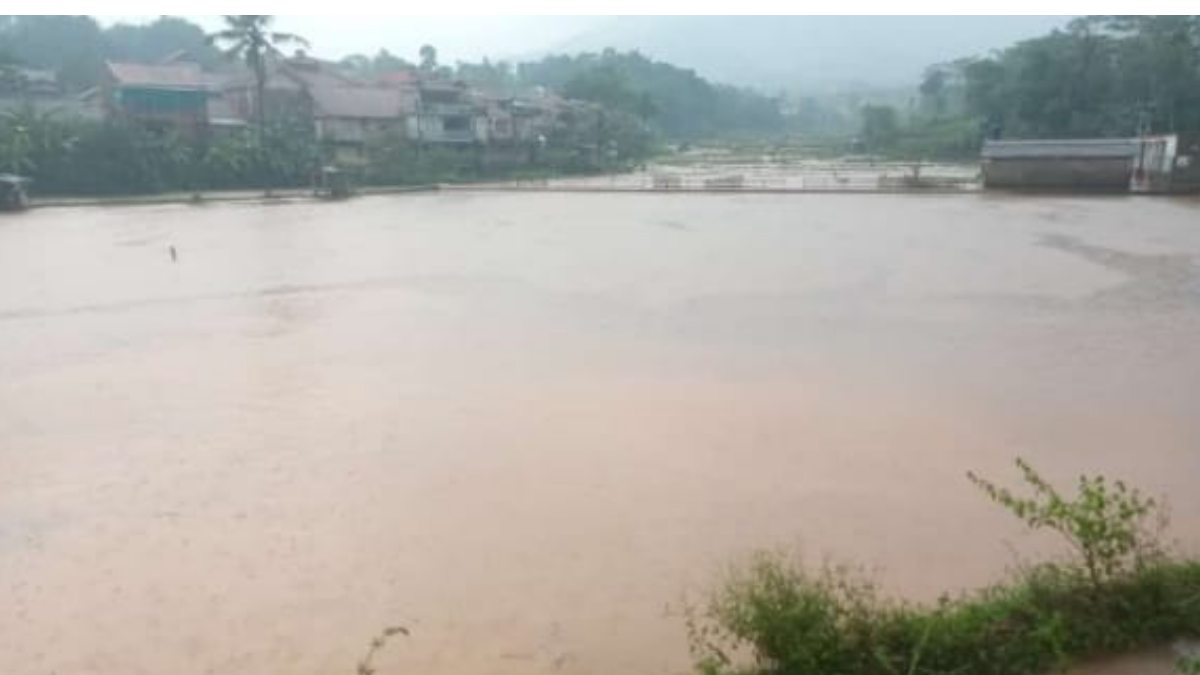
[968,458,1164,589]
[690,460,1200,675]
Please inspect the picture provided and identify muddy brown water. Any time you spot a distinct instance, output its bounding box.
[2,192,1199,675]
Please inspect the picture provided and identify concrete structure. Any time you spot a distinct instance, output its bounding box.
[981,138,1138,191]
[411,79,486,144]
[982,135,1197,193]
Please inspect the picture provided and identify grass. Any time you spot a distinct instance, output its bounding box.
[688,460,1200,675]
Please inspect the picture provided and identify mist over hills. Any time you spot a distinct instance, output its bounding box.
[548,16,1071,92]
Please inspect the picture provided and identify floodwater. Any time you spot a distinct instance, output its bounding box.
[2,192,1199,675]
[492,158,979,190]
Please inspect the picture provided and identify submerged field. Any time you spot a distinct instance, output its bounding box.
[1,192,1199,675]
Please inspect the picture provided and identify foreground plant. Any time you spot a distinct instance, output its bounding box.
[689,459,1200,675]
[968,458,1164,589]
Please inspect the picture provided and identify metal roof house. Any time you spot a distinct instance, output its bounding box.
[103,61,213,135]
[981,138,1139,191]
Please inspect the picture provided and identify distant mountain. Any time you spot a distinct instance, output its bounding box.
[548,16,1072,92]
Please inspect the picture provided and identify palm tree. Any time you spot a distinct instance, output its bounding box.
[206,16,309,137]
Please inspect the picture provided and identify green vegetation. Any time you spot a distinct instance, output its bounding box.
[961,16,1200,139]
[688,459,1199,675]
[0,105,320,195]
[0,15,223,87]
[0,106,646,196]
[857,16,1200,159]
[206,16,309,135]
[516,50,784,139]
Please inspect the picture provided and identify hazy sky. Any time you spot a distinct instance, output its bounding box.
[99,16,605,64]
[97,15,1069,90]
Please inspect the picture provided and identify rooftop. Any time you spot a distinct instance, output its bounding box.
[106,61,211,91]
[310,85,414,119]
[982,138,1139,160]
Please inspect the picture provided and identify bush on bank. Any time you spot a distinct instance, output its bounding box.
[688,459,1200,675]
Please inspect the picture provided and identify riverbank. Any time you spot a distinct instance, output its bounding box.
[27,183,441,209]
[14,157,982,209]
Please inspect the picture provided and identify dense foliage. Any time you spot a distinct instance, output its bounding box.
[0,15,222,87]
[690,459,1200,675]
[962,16,1200,139]
[857,16,1200,159]
[0,100,649,196]
[517,50,785,139]
[0,106,319,194]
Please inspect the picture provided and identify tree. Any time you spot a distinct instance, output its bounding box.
[968,458,1164,590]
[860,104,898,150]
[517,49,782,138]
[339,53,372,77]
[418,44,437,72]
[104,16,222,67]
[339,49,412,79]
[373,49,410,73]
[953,15,1200,139]
[206,16,309,136]
[919,66,948,117]
[0,15,106,88]
[563,66,646,116]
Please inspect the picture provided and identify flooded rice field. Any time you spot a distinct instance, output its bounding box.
[2,191,1200,675]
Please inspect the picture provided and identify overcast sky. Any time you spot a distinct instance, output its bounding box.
[95,15,1070,90]
[98,16,605,64]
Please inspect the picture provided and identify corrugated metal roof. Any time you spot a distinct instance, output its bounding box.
[107,61,211,90]
[376,70,419,86]
[982,138,1138,160]
[310,85,412,119]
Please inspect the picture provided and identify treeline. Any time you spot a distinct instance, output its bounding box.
[0,16,222,88]
[0,15,786,141]
[0,15,787,195]
[857,16,1200,159]
[338,48,787,140]
[516,51,785,139]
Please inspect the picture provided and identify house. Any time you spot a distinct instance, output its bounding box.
[103,61,213,135]
[0,66,102,119]
[308,85,414,165]
[411,79,487,144]
[478,94,515,143]
[211,53,417,165]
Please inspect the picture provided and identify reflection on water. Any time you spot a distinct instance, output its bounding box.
[1,193,1199,675]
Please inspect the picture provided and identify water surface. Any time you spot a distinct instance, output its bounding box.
[2,192,1199,675]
